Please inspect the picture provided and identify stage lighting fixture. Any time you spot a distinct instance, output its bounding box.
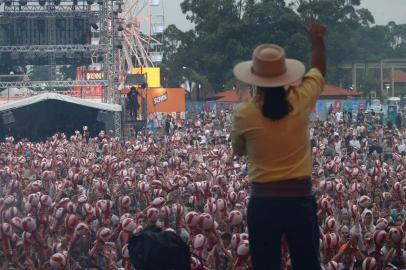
[19,0,27,5]
[115,0,123,13]
[97,0,103,4]
[54,0,60,5]
[90,21,99,30]
[117,4,123,13]
[4,0,11,6]
[73,0,77,4]
[39,0,46,5]
[86,0,94,5]
[115,37,123,49]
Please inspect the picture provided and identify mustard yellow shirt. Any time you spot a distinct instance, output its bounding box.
[232,68,324,183]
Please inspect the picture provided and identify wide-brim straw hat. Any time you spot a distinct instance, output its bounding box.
[233,44,305,88]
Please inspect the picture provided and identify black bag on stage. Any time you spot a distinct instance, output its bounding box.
[127,226,191,270]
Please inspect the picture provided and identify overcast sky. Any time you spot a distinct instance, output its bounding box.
[163,0,406,31]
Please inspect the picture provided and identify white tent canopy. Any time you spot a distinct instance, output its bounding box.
[0,88,37,97]
[0,92,121,112]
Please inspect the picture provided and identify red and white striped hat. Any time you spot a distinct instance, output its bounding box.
[228,210,243,226]
[78,194,88,204]
[325,216,336,231]
[28,193,40,207]
[10,217,23,232]
[362,257,377,270]
[375,218,388,230]
[322,233,336,250]
[146,208,160,223]
[120,196,131,209]
[231,233,242,250]
[325,261,339,270]
[350,183,361,194]
[227,191,238,203]
[192,234,206,250]
[204,200,217,215]
[198,213,214,231]
[151,197,165,208]
[65,214,80,231]
[350,205,358,220]
[50,252,67,270]
[185,211,200,228]
[97,227,112,242]
[172,203,184,218]
[335,183,345,194]
[22,216,37,233]
[74,220,88,233]
[352,167,360,177]
[373,230,387,247]
[345,166,352,175]
[121,218,137,233]
[388,227,403,244]
[4,195,15,205]
[1,222,13,237]
[393,182,401,192]
[382,192,392,200]
[237,240,250,257]
[358,196,371,208]
[191,256,202,269]
[160,206,171,220]
[216,199,226,213]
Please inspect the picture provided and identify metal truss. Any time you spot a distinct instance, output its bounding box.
[0,10,100,17]
[99,0,118,104]
[0,44,108,53]
[0,80,108,88]
[113,111,122,138]
[3,4,101,13]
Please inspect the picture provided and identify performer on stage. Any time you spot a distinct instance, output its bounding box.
[127,86,140,120]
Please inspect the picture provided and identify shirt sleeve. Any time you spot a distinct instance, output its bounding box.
[231,105,247,156]
[297,68,325,112]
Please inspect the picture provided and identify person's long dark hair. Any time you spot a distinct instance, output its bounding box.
[256,86,292,121]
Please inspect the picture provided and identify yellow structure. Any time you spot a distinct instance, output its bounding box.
[132,67,161,88]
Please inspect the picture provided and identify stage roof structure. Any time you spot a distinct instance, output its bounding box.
[0,93,122,141]
[0,92,121,112]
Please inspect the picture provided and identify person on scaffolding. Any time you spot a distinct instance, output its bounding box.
[127,86,140,120]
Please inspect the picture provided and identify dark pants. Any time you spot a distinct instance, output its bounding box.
[247,196,321,270]
[127,103,139,119]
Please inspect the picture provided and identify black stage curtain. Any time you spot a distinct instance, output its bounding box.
[0,100,106,142]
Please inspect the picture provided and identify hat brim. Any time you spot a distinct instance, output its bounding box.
[233,59,306,88]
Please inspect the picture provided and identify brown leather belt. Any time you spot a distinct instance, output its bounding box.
[250,177,312,197]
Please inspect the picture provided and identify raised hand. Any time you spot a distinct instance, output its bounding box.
[305,12,326,39]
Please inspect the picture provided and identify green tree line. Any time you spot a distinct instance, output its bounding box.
[160,0,406,97]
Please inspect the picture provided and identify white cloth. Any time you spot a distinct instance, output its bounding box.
[349,139,361,150]
[398,143,406,153]
[335,111,343,122]
[335,141,342,155]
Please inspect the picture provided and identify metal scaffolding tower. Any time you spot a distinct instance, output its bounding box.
[0,0,122,136]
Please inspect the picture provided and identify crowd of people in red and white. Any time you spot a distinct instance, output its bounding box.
[0,109,405,270]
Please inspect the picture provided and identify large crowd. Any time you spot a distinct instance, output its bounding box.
[0,108,405,270]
